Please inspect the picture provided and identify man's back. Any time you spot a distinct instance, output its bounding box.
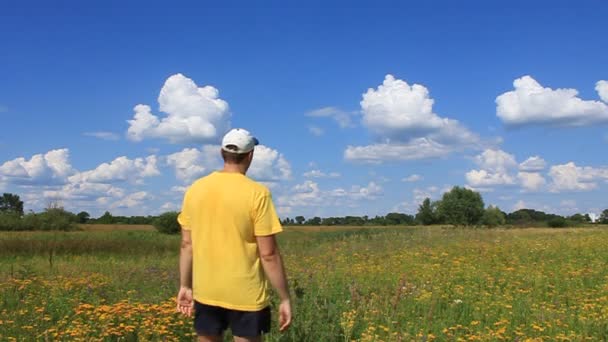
[178,171,282,311]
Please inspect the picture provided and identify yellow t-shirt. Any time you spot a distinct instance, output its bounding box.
[177,171,283,311]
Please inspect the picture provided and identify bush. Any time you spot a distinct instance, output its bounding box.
[482,206,507,228]
[20,213,40,230]
[154,212,181,234]
[0,208,78,231]
[0,212,23,231]
[36,208,78,231]
[547,217,569,228]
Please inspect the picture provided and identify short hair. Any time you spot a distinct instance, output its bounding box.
[221,145,249,164]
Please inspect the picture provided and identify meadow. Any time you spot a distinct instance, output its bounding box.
[1,225,608,341]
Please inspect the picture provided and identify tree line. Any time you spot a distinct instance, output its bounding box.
[1,188,608,231]
[0,193,161,231]
[282,187,608,228]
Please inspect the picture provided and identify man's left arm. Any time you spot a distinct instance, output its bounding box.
[177,228,193,316]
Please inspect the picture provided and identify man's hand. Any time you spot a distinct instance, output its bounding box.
[176,286,194,317]
[278,299,292,332]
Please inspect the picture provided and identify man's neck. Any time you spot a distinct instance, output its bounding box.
[222,163,247,175]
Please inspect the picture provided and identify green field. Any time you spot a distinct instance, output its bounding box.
[2,226,608,341]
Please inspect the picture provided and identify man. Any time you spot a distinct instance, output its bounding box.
[176,128,291,342]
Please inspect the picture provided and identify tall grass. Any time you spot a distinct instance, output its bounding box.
[2,226,608,340]
[0,230,178,257]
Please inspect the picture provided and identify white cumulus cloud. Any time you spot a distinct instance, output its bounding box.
[1,151,167,215]
[35,153,164,214]
[473,149,517,173]
[44,181,125,202]
[278,180,382,211]
[249,145,292,182]
[596,80,608,103]
[69,155,160,184]
[278,181,323,208]
[349,182,383,200]
[127,73,230,143]
[42,154,160,209]
[466,149,517,188]
[167,146,221,183]
[347,75,480,163]
[166,145,291,184]
[548,162,608,192]
[0,149,74,185]
[496,76,608,127]
[517,172,546,191]
[360,75,478,145]
[466,169,515,188]
[111,191,152,209]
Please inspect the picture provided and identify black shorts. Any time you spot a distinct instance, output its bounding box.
[194,301,271,337]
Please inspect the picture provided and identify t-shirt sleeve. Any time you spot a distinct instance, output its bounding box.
[177,188,192,230]
[253,191,283,236]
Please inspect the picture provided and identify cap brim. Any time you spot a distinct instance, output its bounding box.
[253,137,259,146]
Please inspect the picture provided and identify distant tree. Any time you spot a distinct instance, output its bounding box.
[386,212,415,225]
[506,208,573,227]
[566,213,592,226]
[375,216,389,225]
[568,213,587,224]
[416,198,437,225]
[482,206,506,227]
[436,187,485,226]
[506,209,532,226]
[295,216,305,225]
[344,216,365,226]
[0,193,24,216]
[599,209,608,224]
[154,212,181,234]
[97,211,114,224]
[306,217,322,225]
[322,217,343,226]
[367,215,384,226]
[76,211,90,223]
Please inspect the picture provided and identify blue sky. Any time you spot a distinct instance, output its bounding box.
[1,1,607,219]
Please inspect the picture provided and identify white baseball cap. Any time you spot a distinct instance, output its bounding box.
[221,128,259,154]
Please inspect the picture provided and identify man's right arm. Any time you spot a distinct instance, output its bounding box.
[256,234,291,331]
[176,228,194,317]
